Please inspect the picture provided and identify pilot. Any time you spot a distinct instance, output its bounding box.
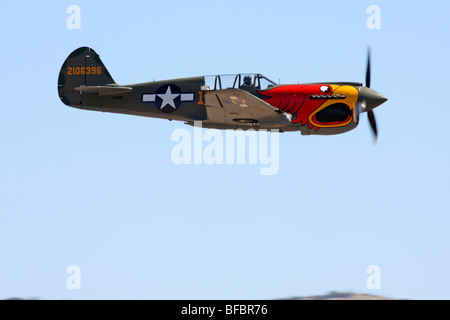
[242,75,252,87]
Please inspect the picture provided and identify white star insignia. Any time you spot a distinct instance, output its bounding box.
[157,86,180,109]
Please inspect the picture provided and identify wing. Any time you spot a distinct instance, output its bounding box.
[204,89,291,129]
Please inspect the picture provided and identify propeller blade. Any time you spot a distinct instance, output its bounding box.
[367,110,378,141]
[366,48,371,89]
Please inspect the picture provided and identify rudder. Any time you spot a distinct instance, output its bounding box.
[57,47,116,107]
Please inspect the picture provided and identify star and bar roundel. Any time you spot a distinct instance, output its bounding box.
[142,84,195,113]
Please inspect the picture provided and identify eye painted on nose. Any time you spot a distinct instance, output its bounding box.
[320,85,331,93]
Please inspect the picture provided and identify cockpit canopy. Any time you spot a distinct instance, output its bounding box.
[202,74,277,91]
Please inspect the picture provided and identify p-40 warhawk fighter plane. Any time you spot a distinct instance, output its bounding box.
[58,47,387,138]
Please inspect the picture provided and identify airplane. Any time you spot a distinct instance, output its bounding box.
[58,47,387,139]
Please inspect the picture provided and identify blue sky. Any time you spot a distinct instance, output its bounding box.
[0,0,449,299]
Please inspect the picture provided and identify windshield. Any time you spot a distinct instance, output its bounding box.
[255,74,277,90]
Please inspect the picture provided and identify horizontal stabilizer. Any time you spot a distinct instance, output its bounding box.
[73,85,132,96]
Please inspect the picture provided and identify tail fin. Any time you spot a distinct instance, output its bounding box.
[57,47,117,107]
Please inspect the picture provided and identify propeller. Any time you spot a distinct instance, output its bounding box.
[365,48,378,142]
[353,48,387,141]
